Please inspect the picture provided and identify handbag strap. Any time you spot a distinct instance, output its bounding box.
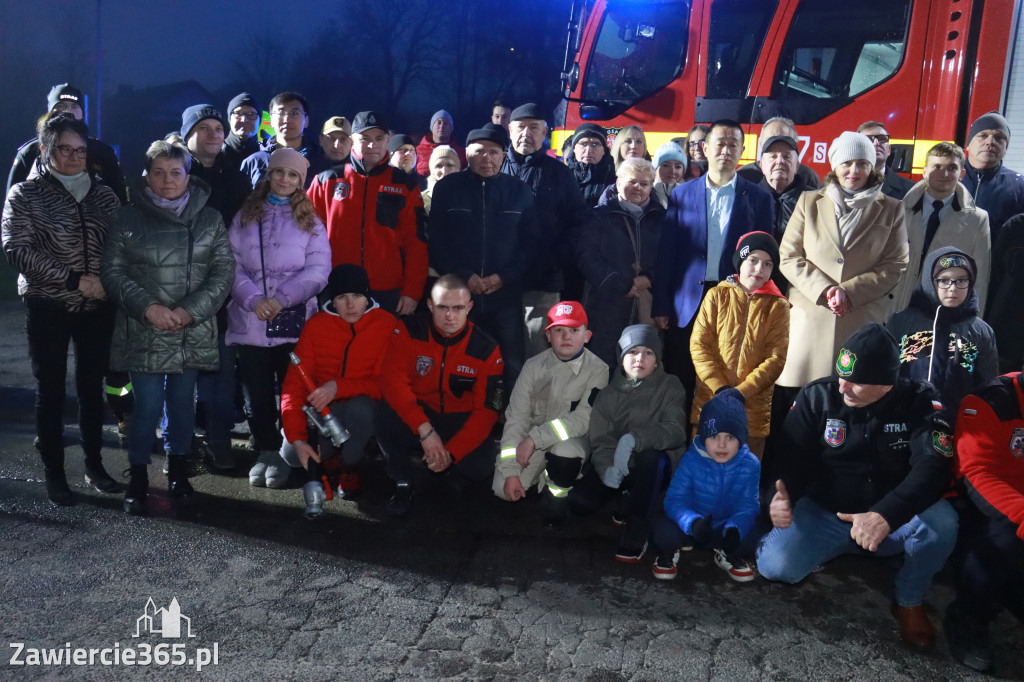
[256,217,268,299]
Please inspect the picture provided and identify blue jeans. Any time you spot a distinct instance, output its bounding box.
[128,371,199,465]
[756,497,958,606]
[196,335,236,450]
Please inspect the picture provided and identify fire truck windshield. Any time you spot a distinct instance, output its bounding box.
[580,1,690,112]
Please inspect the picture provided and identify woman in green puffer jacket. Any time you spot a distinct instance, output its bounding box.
[101,140,235,515]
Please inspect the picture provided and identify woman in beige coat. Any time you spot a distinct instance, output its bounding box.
[777,131,908,389]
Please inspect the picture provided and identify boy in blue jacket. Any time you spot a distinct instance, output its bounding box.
[649,387,761,581]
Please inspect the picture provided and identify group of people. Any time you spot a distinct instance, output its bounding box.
[3,82,1024,674]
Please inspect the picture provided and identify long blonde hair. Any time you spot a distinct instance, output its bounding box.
[611,125,651,169]
[238,178,317,232]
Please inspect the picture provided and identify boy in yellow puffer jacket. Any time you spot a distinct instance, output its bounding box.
[689,231,790,457]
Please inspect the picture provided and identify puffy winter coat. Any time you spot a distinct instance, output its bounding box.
[578,194,665,367]
[102,178,235,373]
[225,201,331,347]
[589,364,688,477]
[280,302,398,443]
[886,247,998,419]
[414,135,466,176]
[690,277,790,437]
[2,172,119,312]
[662,439,760,539]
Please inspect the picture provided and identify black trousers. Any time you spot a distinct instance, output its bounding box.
[237,343,294,451]
[25,299,113,469]
[952,497,1024,623]
[374,402,497,485]
[568,449,671,523]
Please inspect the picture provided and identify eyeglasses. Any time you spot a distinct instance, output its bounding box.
[575,140,603,149]
[55,145,88,159]
[865,134,890,143]
[688,140,704,148]
[231,111,258,121]
[934,278,970,290]
[271,109,305,119]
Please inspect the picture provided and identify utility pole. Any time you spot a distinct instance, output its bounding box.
[95,0,102,139]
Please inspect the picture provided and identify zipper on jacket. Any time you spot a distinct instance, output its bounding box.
[480,181,487,277]
[76,202,91,276]
[438,337,449,413]
[359,173,368,268]
[341,322,355,375]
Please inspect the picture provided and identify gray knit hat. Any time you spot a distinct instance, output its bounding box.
[618,324,662,363]
[180,104,225,140]
[968,111,1010,144]
[828,131,875,169]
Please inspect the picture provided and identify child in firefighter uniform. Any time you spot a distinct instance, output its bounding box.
[492,301,609,525]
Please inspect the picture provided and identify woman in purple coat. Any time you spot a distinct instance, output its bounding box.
[225,149,331,487]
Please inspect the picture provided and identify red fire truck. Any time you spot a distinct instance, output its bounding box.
[554,0,1024,177]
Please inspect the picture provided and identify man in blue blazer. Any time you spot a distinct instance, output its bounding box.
[652,120,776,389]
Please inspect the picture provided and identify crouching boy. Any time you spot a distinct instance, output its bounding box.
[280,264,397,518]
[493,301,609,525]
[569,324,688,562]
[650,388,761,582]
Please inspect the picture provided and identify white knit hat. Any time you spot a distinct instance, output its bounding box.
[828,131,875,169]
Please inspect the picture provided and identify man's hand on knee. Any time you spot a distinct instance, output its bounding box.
[769,480,792,528]
[836,511,890,552]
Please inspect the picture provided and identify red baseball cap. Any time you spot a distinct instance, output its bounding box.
[546,301,588,330]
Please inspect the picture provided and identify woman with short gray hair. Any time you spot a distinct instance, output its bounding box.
[102,139,235,515]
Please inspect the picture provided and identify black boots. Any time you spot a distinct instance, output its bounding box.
[84,457,121,493]
[166,455,195,498]
[123,464,148,515]
[44,470,74,506]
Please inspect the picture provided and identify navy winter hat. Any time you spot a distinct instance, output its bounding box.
[47,83,83,112]
[180,104,225,140]
[324,264,370,300]
[227,92,260,115]
[835,323,900,385]
[617,324,662,363]
[698,387,748,446]
[466,123,509,148]
[732,231,780,272]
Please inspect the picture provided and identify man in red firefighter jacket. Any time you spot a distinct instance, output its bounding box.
[376,274,505,517]
[307,110,427,317]
[944,372,1024,673]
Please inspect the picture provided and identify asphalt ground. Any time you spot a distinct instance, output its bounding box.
[0,298,1021,681]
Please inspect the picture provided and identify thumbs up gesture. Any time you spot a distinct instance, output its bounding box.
[770,479,793,528]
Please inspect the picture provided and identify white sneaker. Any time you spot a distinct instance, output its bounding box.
[714,549,756,582]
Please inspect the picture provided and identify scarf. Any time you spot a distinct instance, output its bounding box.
[617,196,648,217]
[51,170,91,203]
[144,187,190,217]
[267,194,290,205]
[826,182,881,248]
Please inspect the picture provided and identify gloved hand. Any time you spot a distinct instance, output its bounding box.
[602,433,635,488]
[689,515,713,544]
[721,526,741,553]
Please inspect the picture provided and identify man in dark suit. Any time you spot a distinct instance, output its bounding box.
[859,120,914,200]
[652,119,775,393]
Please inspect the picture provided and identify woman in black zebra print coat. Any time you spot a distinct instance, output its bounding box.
[1,113,122,506]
